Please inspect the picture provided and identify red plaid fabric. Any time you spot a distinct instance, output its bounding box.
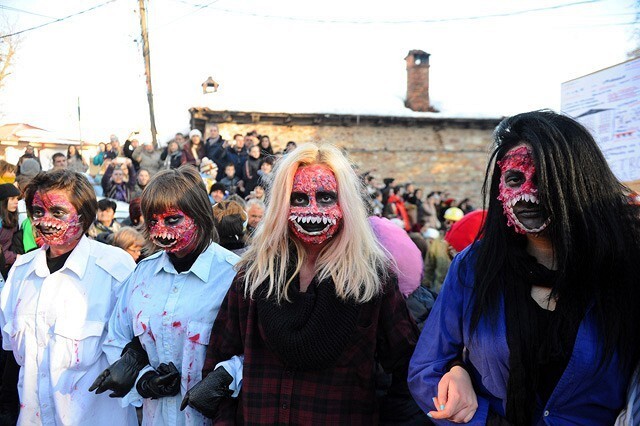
[203,271,419,425]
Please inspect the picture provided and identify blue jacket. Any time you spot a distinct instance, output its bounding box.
[408,245,630,425]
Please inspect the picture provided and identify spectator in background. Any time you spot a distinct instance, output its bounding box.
[442,206,464,232]
[17,145,41,170]
[51,153,67,170]
[101,158,137,203]
[93,142,107,167]
[423,191,441,230]
[209,183,226,205]
[133,141,162,176]
[120,197,144,227]
[458,198,475,215]
[245,184,265,202]
[16,159,41,191]
[257,157,274,189]
[67,145,88,173]
[131,168,151,199]
[422,227,452,294]
[219,163,244,196]
[206,129,232,181]
[212,200,247,255]
[244,198,265,238]
[108,134,121,158]
[243,145,262,195]
[227,134,249,176]
[283,140,297,155]
[259,135,274,158]
[386,188,412,232]
[174,132,186,148]
[0,160,17,185]
[161,140,183,170]
[87,198,121,240]
[113,226,148,262]
[182,129,206,167]
[0,183,22,280]
[370,190,384,216]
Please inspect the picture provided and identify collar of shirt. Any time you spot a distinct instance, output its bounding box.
[152,244,216,282]
[30,235,91,279]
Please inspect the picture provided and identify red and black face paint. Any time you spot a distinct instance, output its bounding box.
[148,208,198,255]
[31,191,84,246]
[497,145,550,234]
[288,165,343,245]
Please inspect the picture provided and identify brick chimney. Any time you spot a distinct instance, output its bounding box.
[405,50,437,112]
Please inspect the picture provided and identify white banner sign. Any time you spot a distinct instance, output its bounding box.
[561,57,640,184]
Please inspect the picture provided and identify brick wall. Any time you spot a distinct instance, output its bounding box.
[211,122,495,206]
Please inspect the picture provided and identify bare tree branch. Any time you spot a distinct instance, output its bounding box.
[0,20,20,92]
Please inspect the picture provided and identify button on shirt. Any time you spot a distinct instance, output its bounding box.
[104,243,238,426]
[0,236,138,426]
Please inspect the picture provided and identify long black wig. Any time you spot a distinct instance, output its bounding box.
[467,110,640,421]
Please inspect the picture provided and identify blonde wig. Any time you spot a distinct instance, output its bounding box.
[237,143,390,303]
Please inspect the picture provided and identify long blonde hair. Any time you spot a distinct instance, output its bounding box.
[237,143,390,303]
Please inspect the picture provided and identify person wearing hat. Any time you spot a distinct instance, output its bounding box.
[0,183,22,280]
[442,206,464,232]
[133,140,163,177]
[182,129,206,167]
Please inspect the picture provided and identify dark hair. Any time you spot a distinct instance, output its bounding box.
[52,152,65,162]
[209,183,226,195]
[129,197,143,226]
[67,145,82,160]
[141,166,218,256]
[25,169,97,233]
[98,198,117,212]
[224,163,235,170]
[214,214,245,251]
[469,110,640,369]
[233,134,243,140]
[0,198,18,229]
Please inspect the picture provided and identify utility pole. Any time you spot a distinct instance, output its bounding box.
[138,0,158,147]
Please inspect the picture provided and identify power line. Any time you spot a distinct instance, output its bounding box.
[151,0,222,31]
[166,0,605,25]
[0,4,57,19]
[0,0,118,40]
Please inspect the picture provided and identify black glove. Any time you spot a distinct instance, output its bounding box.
[179,367,233,418]
[89,337,149,397]
[136,362,181,399]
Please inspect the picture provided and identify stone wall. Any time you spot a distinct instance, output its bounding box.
[210,122,496,206]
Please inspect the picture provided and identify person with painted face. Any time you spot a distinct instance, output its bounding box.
[408,110,640,424]
[0,169,138,425]
[93,165,238,425]
[181,143,419,424]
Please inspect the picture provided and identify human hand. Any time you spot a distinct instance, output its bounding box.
[180,366,233,418]
[88,346,149,397]
[136,362,181,399]
[429,366,478,423]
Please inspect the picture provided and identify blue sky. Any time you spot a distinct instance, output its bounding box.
[1,0,637,143]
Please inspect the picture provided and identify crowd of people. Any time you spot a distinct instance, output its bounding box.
[0,110,638,425]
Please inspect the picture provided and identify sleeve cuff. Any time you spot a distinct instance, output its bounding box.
[120,365,154,408]
[215,355,244,398]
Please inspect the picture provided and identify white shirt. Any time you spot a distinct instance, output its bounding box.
[0,236,138,426]
[104,243,238,426]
